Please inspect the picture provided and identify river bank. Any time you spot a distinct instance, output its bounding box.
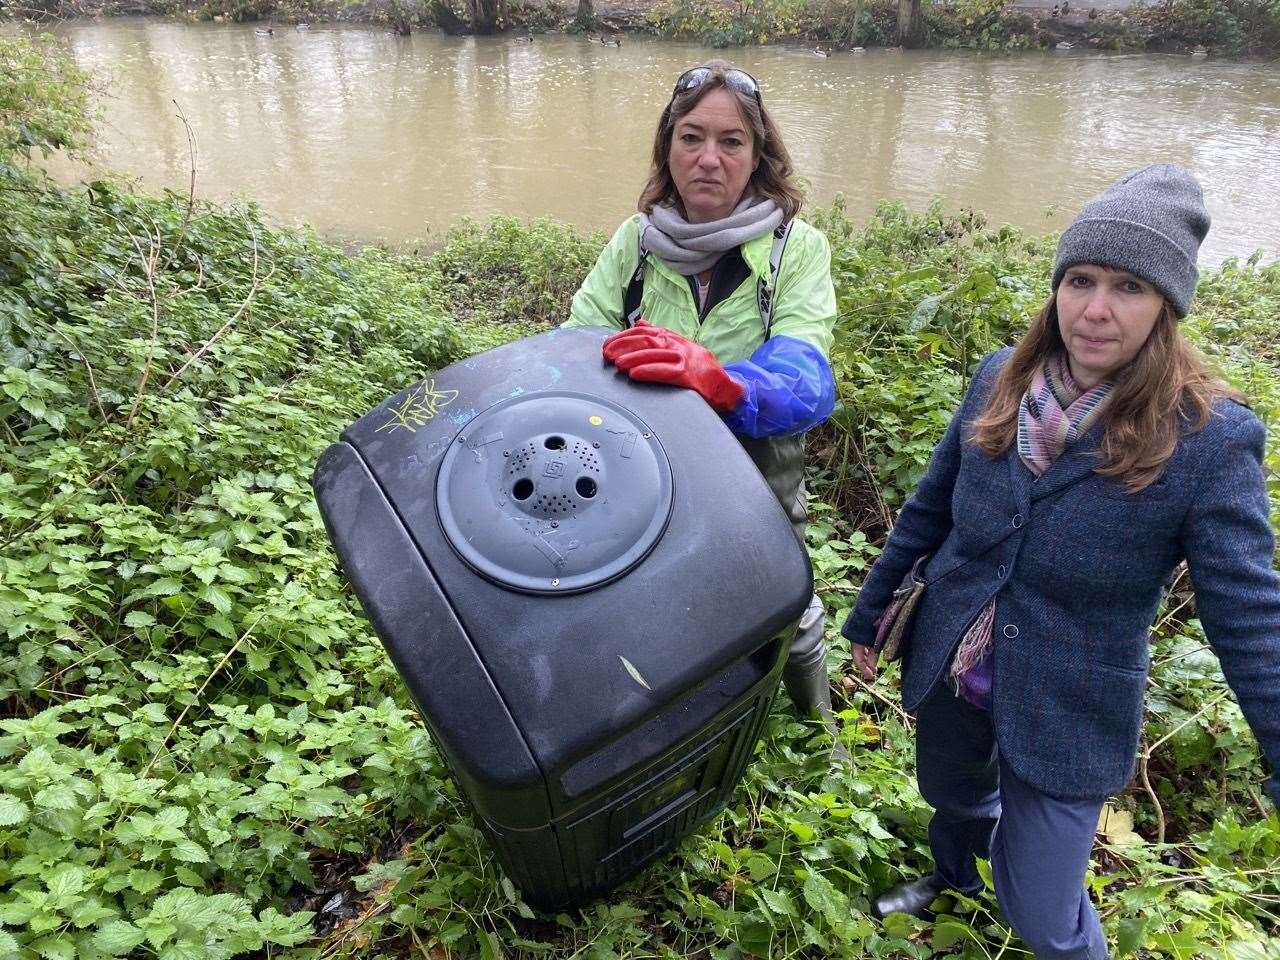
[7,0,1280,56]
[23,20,1280,268]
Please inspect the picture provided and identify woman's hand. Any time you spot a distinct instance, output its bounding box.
[602,322,745,413]
[853,643,879,681]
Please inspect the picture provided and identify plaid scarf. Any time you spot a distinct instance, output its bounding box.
[950,353,1114,708]
[1016,354,1115,476]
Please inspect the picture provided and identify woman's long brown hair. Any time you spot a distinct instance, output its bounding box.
[638,60,804,221]
[971,294,1240,491]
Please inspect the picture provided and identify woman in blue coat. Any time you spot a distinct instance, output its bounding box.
[842,165,1280,958]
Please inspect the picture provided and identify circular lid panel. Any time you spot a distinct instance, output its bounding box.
[436,391,673,594]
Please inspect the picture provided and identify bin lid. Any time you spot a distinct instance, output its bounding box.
[436,391,673,594]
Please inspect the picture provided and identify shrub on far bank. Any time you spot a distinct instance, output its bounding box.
[1128,0,1280,55]
[0,34,94,159]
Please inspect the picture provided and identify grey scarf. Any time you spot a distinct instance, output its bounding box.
[640,197,783,276]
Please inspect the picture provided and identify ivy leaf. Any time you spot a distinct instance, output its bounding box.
[0,793,30,826]
[124,610,156,629]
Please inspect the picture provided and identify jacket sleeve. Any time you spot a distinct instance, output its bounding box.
[717,223,837,438]
[840,351,999,648]
[721,336,835,438]
[563,218,637,331]
[1180,411,1280,810]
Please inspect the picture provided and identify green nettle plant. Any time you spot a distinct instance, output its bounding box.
[3,31,1279,960]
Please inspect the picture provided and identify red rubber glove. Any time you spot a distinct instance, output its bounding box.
[602,322,745,413]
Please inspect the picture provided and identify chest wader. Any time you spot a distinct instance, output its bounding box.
[624,227,834,725]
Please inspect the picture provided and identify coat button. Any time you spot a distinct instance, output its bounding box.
[1003,624,1019,639]
[1011,514,1024,528]
[998,564,1007,579]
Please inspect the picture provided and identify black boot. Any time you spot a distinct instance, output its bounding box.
[871,876,946,920]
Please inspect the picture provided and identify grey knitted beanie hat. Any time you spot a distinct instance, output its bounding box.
[1053,164,1210,317]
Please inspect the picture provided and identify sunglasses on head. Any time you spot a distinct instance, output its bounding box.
[671,67,763,107]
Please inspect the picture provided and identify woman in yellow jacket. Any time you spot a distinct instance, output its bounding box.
[562,61,840,724]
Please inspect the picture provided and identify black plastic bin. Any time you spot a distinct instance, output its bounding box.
[312,326,813,910]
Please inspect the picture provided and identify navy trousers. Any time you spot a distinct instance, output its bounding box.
[915,682,1110,960]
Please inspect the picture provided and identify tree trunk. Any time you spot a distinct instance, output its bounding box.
[468,0,503,34]
[574,0,594,28]
[896,0,923,46]
[431,0,469,33]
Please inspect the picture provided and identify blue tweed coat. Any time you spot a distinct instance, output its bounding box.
[842,347,1280,805]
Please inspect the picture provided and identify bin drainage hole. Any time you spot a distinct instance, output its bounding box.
[512,478,534,500]
[544,435,566,450]
[576,477,598,499]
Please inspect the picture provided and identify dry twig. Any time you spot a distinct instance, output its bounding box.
[158,219,272,394]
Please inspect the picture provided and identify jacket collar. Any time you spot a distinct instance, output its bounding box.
[740,230,774,279]
[1006,418,1106,512]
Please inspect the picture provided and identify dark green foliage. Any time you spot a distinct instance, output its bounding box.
[924,0,1038,49]
[429,215,604,330]
[1129,0,1280,55]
